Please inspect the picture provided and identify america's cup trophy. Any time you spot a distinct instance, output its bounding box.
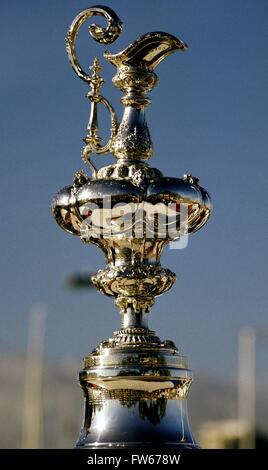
[52,6,211,448]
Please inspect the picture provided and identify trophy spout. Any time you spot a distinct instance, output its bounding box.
[104,31,187,70]
[103,33,187,162]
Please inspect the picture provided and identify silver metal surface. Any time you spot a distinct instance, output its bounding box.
[77,338,195,448]
[51,5,212,449]
[76,395,195,448]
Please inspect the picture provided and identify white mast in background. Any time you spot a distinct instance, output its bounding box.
[21,305,46,449]
[238,327,256,448]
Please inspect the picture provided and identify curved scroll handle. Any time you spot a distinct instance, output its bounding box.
[82,99,118,178]
[66,5,123,84]
[81,57,119,178]
[66,6,122,176]
[81,58,118,177]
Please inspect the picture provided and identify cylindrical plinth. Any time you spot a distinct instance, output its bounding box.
[76,342,197,448]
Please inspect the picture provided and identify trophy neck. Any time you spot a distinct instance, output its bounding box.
[120,308,149,329]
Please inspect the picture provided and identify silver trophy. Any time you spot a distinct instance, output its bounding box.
[52,6,211,448]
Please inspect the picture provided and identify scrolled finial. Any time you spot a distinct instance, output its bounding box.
[66,5,123,84]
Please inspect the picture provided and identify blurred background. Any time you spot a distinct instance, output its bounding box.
[1,0,268,448]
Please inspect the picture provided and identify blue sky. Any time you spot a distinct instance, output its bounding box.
[1,0,268,385]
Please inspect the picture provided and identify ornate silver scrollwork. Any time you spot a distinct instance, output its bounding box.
[66,5,123,83]
[81,57,118,177]
[66,6,122,175]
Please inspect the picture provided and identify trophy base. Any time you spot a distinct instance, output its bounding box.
[77,444,197,449]
[76,326,197,449]
[76,396,196,448]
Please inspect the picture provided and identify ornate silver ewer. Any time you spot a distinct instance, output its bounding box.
[52,6,211,448]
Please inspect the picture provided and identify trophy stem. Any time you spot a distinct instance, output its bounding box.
[120,308,149,329]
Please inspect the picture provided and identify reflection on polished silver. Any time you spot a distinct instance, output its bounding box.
[51,5,212,448]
